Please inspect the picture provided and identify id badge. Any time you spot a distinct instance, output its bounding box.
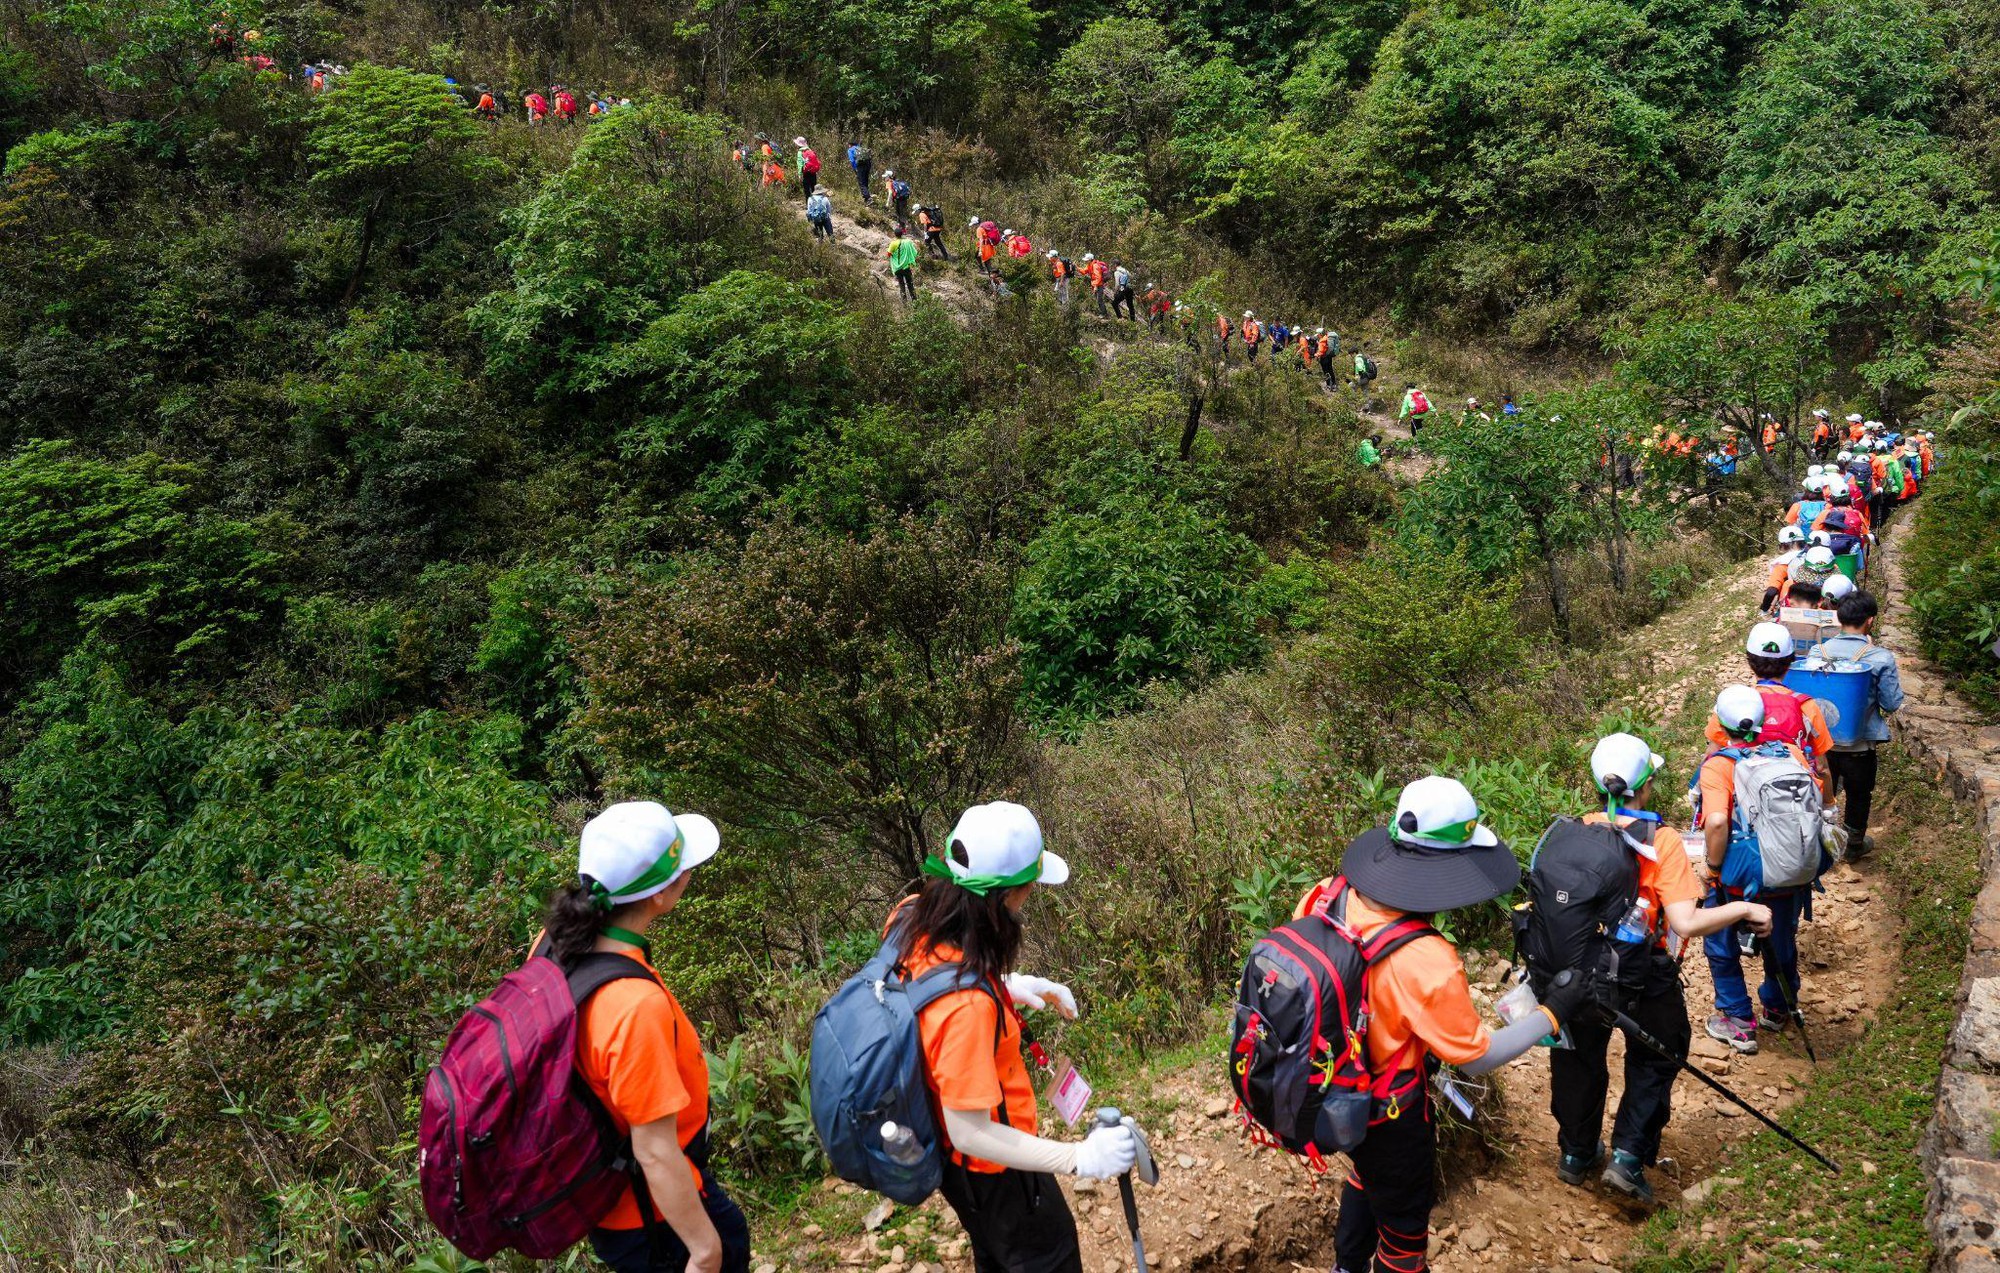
[1432,1072,1475,1121]
[1047,1055,1094,1126]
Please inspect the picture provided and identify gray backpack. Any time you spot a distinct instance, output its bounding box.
[1727,744,1825,894]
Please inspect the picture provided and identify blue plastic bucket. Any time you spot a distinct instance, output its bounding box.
[1783,663,1871,748]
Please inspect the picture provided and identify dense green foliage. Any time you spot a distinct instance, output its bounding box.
[0,0,1996,1263]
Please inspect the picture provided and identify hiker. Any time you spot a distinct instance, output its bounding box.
[1352,348,1377,402]
[550,802,748,1273]
[1704,622,1834,792]
[1694,687,1825,1056]
[1083,254,1109,316]
[1268,319,1290,357]
[1215,310,1233,359]
[1501,392,1520,416]
[1760,526,1809,614]
[888,228,920,301]
[1773,544,1839,610]
[553,86,578,124]
[1048,251,1071,305]
[918,207,950,259]
[885,171,911,223]
[1144,283,1170,331]
[1538,736,1773,1210]
[795,138,820,197]
[1357,433,1383,468]
[974,219,998,275]
[1241,312,1262,361]
[1006,229,1033,262]
[1317,331,1337,387]
[1811,409,1833,459]
[1290,778,1596,1273]
[524,88,549,124]
[475,87,498,121]
[1111,263,1135,320]
[806,188,835,241]
[1807,591,1903,860]
[847,141,873,203]
[762,158,786,188]
[887,802,1140,1273]
[1399,383,1432,436]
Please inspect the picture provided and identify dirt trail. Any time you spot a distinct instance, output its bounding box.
[777,538,1900,1273]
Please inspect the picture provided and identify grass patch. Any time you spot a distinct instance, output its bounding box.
[1627,750,1983,1272]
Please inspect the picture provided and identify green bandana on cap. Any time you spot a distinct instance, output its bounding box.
[921,851,1044,896]
[610,824,684,901]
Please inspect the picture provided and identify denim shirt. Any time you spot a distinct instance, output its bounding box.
[1807,632,1904,747]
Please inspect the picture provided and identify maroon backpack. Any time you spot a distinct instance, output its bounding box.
[420,951,660,1259]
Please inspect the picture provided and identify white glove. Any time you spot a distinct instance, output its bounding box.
[1071,1124,1137,1179]
[1004,974,1077,1020]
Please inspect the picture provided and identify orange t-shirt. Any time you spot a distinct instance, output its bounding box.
[903,940,1035,1173]
[1765,555,1795,593]
[1581,812,1703,946]
[574,945,709,1229]
[1290,882,1489,1072]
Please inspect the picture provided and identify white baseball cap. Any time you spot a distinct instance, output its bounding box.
[1846,413,1864,423]
[1590,733,1663,796]
[1391,776,1499,848]
[1807,464,1824,477]
[1747,622,1795,658]
[1803,545,1836,569]
[1825,478,1849,498]
[1821,573,1856,601]
[1715,685,1766,739]
[937,801,1069,892]
[1779,524,1806,544]
[1837,450,1852,461]
[1083,252,1094,261]
[579,801,721,903]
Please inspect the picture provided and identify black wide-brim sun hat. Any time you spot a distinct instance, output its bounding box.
[1338,826,1521,913]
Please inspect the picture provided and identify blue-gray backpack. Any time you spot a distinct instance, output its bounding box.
[808,936,998,1204]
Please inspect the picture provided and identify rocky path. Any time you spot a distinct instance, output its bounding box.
[764,535,1907,1273]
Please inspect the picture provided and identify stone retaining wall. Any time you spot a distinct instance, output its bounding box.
[1870,524,2000,1271]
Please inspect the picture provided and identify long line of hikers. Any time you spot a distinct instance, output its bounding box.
[417,422,1924,1272]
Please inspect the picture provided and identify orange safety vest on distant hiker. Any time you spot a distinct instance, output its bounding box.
[1083,259,1107,288]
[1242,319,1262,345]
[477,92,496,114]
[1813,420,1831,447]
[1849,419,1866,443]
[1762,421,1779,448]
[1051,257,1070,280]
[763,161,785,186]
[1216,314,1232,342]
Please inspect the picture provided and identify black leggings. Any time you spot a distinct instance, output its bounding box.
[1334,1097,1435,1273]
[1549,976,1689,1166]
[939,1161,1083,1273]
[590,1149,751,1273]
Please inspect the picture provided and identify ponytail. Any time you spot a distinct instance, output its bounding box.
[1601,774,1629,815]
[544,874,613,965]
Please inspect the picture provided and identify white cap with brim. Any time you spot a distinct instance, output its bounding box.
[1591,733,1663,796]
[1821,573,1856,601]
[579,801,721,903]
[1338,775,1518,912]
[1715,685,1765,739]
[1747,621,1796,658]
[929,801,1069,894]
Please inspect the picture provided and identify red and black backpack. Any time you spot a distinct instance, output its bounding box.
[1228,876,1436,1167]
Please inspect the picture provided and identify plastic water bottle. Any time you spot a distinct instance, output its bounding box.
[1613,897,1654,945]
[880,1120,923,1167]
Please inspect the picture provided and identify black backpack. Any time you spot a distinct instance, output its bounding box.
[1359,354,1377,377]
[1515,817,1654,1000]
[1229,876,1436,1165]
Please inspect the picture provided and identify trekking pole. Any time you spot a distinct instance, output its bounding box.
[1609,1009,1839,1174]
[1742,930,1817,1064]
[1095,1107,1155,1269]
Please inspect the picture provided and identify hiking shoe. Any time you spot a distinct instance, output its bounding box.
[1558,1142,1606,1187]
[1706,1014,1759,1054]
[1601,1151,1657,1211]
[1755,1006,1790,1033]
[1846,830,1875,861]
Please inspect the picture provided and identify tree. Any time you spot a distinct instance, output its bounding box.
[1616,292,1829,488]
[1398,410,1602,641]
[1050,19,1192,200]
[306,64,499,302]
[578,514,1027,882]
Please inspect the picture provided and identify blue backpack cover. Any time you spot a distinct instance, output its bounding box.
[809,937,993,1204]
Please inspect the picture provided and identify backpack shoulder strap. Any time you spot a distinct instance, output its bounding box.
[1357,918,1439,964]
[564,951,659,1006]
